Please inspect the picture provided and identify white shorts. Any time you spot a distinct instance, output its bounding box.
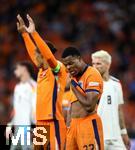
[104,138,126,150]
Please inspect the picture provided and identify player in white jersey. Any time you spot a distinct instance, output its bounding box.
[6,61,37,150]
[91,50,130,150]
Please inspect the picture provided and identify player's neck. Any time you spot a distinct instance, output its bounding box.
[76,63,88,80]
[102,72,110,81]
[20,74,31,83]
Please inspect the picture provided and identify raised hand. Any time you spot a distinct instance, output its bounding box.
[17,14,27,33]
[25,14,36,33]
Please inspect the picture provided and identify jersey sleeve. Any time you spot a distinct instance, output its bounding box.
[85,69,103,95]
[117,82,124,105]
[31,31,58,70]
[22,32,38,66]
[58,62,67,78]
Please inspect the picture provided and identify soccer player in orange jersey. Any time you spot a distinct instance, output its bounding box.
[17,14,67,150]
[62,47,104,150]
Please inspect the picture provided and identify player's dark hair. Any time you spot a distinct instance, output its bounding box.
[62,46,81,58]
[15,61,36,80]
[46,41,57,54]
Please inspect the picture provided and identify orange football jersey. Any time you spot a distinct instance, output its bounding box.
[71,66,103,105]
[36,63,67,120]
[22,32,68,120]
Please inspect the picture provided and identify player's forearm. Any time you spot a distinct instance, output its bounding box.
[119,105,126,130]
[72,86,87,105]
[22,32,38,66]
[119,106,130,149]
[71,86,96,112]
[31,31,58,69]
[66,108,71,127]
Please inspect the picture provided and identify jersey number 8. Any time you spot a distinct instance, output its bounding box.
[107,95,111,104]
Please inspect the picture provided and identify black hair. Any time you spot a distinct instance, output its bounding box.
[62,46,81,58]
[46,41,57,54]
[15,61,36,80]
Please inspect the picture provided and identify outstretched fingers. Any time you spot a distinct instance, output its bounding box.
[17,14,25,25]
[27,14,34,24]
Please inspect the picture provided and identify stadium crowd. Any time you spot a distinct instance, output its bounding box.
[0,0,135,138]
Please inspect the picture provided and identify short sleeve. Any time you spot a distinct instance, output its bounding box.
[117,82,124,105]
[85,69,103,95]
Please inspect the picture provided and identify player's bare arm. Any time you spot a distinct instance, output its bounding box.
[71,81,99,113]
[119,105,131,150]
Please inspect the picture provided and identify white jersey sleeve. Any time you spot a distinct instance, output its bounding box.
[117,82,124,105]
[110,76,124,105]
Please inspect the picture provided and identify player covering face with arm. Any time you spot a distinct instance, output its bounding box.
[62,47,102,114]
[61,47,104,150]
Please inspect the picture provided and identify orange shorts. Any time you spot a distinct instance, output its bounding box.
[34,119,66,150]
[66,113,104,150]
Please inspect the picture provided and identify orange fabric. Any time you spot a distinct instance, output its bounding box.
[63,90,71,102]
[62,90,71,107]
[66,113,104,150]
[35,120,67,150]
[22,31,68,149]
[65,66,104,149]
[31,31,57,69]
[22,32,37,66]
[71,66,103,104]
[62,87,77,104]
[36,68,55,120]
[22,32,67,121]
[54,62,68,119]
[36,63,67,120]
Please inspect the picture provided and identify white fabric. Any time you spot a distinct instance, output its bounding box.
[12,79,37,125]
[104,139,126,150]
[97,76,124,140]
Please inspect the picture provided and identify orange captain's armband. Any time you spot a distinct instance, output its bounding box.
[52,63,60,73]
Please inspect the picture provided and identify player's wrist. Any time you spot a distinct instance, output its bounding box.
[22,32,29,37]
[121,128,127,135]
[30,30,37,35]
